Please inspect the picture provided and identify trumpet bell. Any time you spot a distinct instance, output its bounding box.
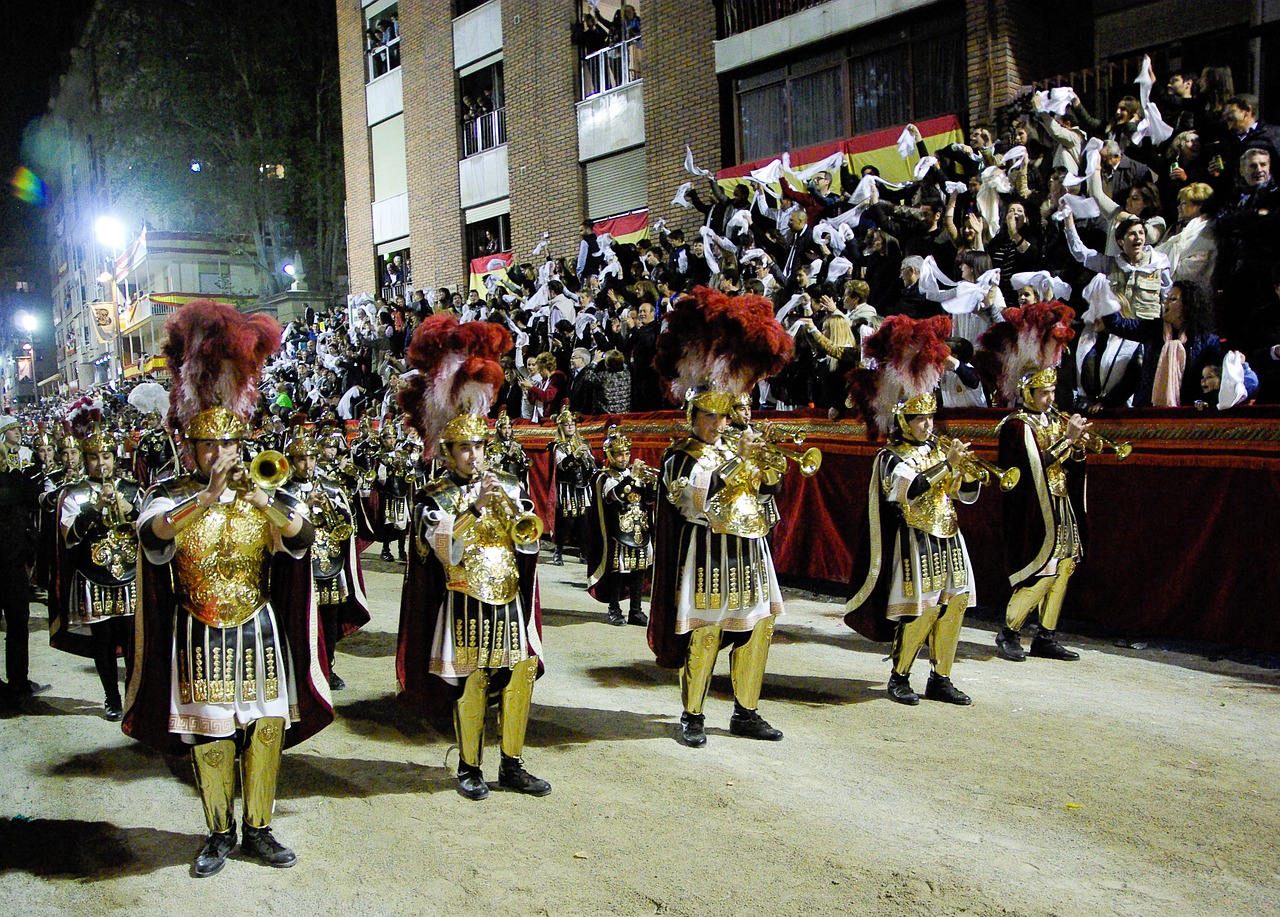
[798,447,822,477]
[1114,442,1133,462]
[511,512,544,546]
[997,467,1021,491]
[249,450,292,490]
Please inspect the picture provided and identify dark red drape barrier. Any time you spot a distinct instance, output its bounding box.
[512,407,1280,653]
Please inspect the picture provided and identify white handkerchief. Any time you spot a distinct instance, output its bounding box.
[683,145,713,179]
[897,127,915,159]
[913,156,938,181]
[671,182,693,208]
[1219,351,1248,409]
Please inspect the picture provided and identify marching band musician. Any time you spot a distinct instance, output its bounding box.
[124,300,331,878]
[280,434,369,691]
[373,425,413,563]
[485,407,530,489]
[648,288,794,749]
[977,302,1088,664]
[549,405,596,566]
[52,415,143,721]
[727,393,781,533]
[396,314,550,802]
[585,425,655,627]
[845,316,978,706]
[0,415,46,707]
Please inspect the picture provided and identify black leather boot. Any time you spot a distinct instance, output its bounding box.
[995,626,1027,662]
[240,823,297,868]
[886,672,920,705]
[104,693,124,722]
[606,605,627,626]
[729,703,783,741]
[193,829,236,878]
[498,755,552,796]
[678,712,707,747]
[456,763,489,800]
[1030,628,1080,661]
[925,672,972,705]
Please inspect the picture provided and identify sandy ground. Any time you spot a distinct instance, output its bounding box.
[2,547,1278,917]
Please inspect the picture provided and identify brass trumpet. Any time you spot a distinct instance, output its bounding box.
[231,449,292,492]
[471,459,545,546]
[932,435,1020,491]
[628,460,659,485]
[724,426,823,477]
[1049,408,1132,461]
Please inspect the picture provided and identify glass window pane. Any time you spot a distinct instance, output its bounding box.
[912,34,963,120]
[850,48,908,134]
[789,66,844,148]
[739,83,787,161]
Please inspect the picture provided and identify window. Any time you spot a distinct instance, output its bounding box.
[576,0,643,100]
[198,262,231,294]
[379,248,412,301]
[460,62,505,157]
[584,146,647,220]
[365,2,400,83]
[731,4,963,163]
[466,214,511,260]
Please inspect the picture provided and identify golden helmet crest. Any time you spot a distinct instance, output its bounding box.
[185,406,248,442]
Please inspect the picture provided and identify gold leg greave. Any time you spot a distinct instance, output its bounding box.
[1006,577,1054,631]
[891,608,940,676]
[680,626,722,715]
[241,717,285,829]
[454,669,491,768]
[191,738,237,834]
[929,595,969,678]
[729,617,775,710]
[498,657,539,760]
[1038,558,1077,631]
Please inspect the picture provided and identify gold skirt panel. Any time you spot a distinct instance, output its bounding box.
[176,605,280,707]
[428,590,533,680]
[610,541,653,574]
[70,574,135,625]
[556,483,591,517]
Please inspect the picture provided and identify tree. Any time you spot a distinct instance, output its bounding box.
[72,0,346,297]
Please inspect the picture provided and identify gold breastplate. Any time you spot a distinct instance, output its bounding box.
[174,499,272,628]
[888,443,958,539]
[1029,417,1069,496]
[704,445,770,540]
[446,505,520,605]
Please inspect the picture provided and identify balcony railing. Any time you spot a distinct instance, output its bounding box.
[581,36,641,100]
[367,35,401,82]
[716,0,830,39]
[462,107,507,158]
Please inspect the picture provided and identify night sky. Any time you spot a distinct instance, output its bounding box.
[0,0,96,251]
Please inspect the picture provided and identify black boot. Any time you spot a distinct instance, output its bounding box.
[456,763,489,800]
[379,546,394,563]
[240,823,297,868]
[328,669,345,690]
[886,672,920,705]
[995,626,1027,662]
[193,828,237,878]
[628,588,648,626]
[925,672,972,705]
[729,702,783,741]
[1030,628,1080,661]
[498,755,552,796]
[606,605,627,626]
[551,548,564,566]
[678,712,707,748]
[104,693,124,722]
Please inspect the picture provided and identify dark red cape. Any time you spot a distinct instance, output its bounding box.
[646,445,693,670]
[842,450,898,643]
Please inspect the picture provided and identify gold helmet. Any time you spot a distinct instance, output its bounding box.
[602,424,632,460]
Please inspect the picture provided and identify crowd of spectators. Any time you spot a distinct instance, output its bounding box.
[16,57,1278,434]
[572,1,642,97]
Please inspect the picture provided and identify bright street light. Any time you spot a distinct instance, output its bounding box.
[16,312,36,333]
[97,271,113,284]
[282,262,296,277]
[94,216,127,252]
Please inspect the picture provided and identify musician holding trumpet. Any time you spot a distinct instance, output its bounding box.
[53,418,142,721]
[845,316,981,707]
[586,425,656,627]
[395,314,550,802]
[978,301,1096,664]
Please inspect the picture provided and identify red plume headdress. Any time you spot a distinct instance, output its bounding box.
[162,299,281,440]
[974,301,1075,406]
[398,314,511,447]
[846,315,953,440]
[652,287,793,414]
